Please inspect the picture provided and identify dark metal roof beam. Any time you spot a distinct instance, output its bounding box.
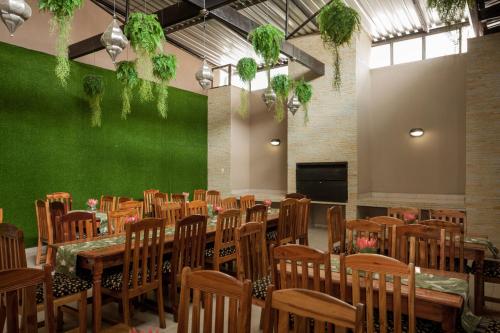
[479,3,500,20]
[290,0,318,27]
[91,0,126,19]
[468,0,484,36]
[287,0,332,40]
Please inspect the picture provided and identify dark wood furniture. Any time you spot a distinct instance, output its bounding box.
[221,196,238,210]
[99,195,116,214]
[143,189,159,218]
[327,205,345,254]
[55,211,97,243]
[187,200,208,216]
[370,216,405,254]
[345,219,386,254]
[117,200,143,220]
[239,195,255,213]
[152,192,169,218]
[193,189,206,201]
[285,193,306,199]
[159,202,184,226]
[35,199,53,265]
[276,198,299,245]
[388,207,421,222]
[46,192,72,212]
[206,190,222,207]
[295,198,311,245]
[208,209,241,271]
[106,209,137,235]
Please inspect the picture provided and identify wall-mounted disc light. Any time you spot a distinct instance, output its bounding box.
[270,139,281,146]
[409,128,424,137]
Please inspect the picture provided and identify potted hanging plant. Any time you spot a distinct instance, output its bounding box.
[83,75,104,127]
[271,74,291,122]
[236,57,257,118]
[317,0,360,90]
[428,0,468,24]
[124,12,165,103]
[152,53,177,119]
[39,0,83,86]
[294,79,313,124]
[116,61,139,119]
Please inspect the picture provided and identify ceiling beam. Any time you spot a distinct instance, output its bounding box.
[468,0,484,37]
[290,0,317,28]
[411,0,429,33]
[478,3,500,21]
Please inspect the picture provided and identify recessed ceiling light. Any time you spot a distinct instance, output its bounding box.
[409,128,424,137]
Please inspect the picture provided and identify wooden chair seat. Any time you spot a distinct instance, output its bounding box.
[35,272,91,304]
[101,269,150,292]
[251,275,272,300]
[204,245,237,258]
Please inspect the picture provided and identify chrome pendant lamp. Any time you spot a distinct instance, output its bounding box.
[0,0,31,36]
[100,0,128,63]
[195,2,213,90]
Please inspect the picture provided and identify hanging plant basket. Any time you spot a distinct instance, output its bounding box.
[116,61,139,119]
[124,12,165,102]
[152,53,177,119]
[248,24,284,87]
[427,0,468,24]
[294,79,313,124]
[39,0,83,86]
[83,75,105,127]
[317,0,360,90]
[236,57,257,118]
[271,74,291,123]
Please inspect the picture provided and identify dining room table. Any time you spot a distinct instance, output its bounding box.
[49,210,280,333]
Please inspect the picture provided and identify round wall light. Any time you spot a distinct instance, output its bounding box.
[270,139,281,146]
[409,128,424,137]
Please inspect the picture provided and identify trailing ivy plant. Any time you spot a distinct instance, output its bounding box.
[294,79,313,124]
[83,75,105,127]
[39,0,83,86]
[248,24,284,86]
[116,61,139,119]
[236,57,257,118]
[152,54,177,119]
[317,0,360,90]
[428,0,468,24]
[124,13,165,103]
[271,74,291,123]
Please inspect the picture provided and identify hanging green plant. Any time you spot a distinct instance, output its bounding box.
[152,54,177,119]
[236,57,258,118]
[124,12,165,102]
[39,0,83,86]
[317,0,360,90]
[295,79,313,124]
[248,24,284,86]
[83,75,105,127]
[428,0,468,24]
[271,74,291,123]
[116,61,139,119]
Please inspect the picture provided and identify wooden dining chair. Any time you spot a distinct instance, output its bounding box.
[276,198,299,245]
[107,209,138,235]
[187,200,208,216]
[240,195,255,213]
[206,209,241,271]
[54,211,97,243]
[0,266,55,333]
[159,202,184,226]
[153,192,169,218]
[46,192,72,212]
[285,193,306,199]
[391,224,446,270]
[206,190,222,207]
[0,208,3,223]
[245,204,272,240]
[327,205,346,255]
[345,219,386,255]
[221,196,238,210]
[388,207,421,223]
[118,200,144,220]
[171,193,186,203]
[35,199,53,265]
[117,196,133,204]
[429,209,466,230]
[101,218,166,328]
[295,198,311,245]
[370,216,405,254]
[263,288,364,333]
[419,219,465,273]
[165,215,207,321]
[177,267,252,333]
[193,189,206,201]
[340,253,416,333]
[143,189,159,217]
[99,195,116,214]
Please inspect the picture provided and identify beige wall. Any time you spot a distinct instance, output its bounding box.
[0,0,204,93]
[368,55,466,195]
[231,87,250,191]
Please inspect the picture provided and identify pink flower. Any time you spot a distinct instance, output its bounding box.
[215,206,224,213]
[87,198,98,208]
[403,212,417,223]
[125,216,138,224]
[356,237,377,250]
[129,327,159,333]
[263,199,272,207]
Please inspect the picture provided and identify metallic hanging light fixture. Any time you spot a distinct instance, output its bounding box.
[287,93,300,115]
[100,0,128,63]
[262,68,276,108]
[195,4,213,90]
[0,0,31,36]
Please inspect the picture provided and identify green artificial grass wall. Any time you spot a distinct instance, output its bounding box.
[0,42,208,246]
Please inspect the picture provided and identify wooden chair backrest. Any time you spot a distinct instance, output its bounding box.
[429,209,466,229]
[172,215,208,276]
[171,193,186,203]
[187,200,208,216]
[153,192,169,218]
[122,218,165,295]
[55,212,97,243]
[107,209,138,235]
[340,253,415,333]
[0,223,27,270]
[346,219,386,255]
[264,288,364,333]
[99,195,116,214]
[143,189,159,217]
[0,266,55,333]
[271,244,332,295]
[392,224,446,270]
[327,205,345,254]
[239,195,255,213]
[0,208,3,223]
[48,201,65,241]
[46,192,72,212]
[370,216,405,254]
[221,197,238,210]
[277,198,299,245]
[419,219,464,272]
[295,198,311,244]
[285,193,306,199]
[118,200,144,220]
[160,202,183,227]
[235,222,268,282]
[117,197,133,205]
[206,190,222,207]
[213,209,242,270]
[35,199,52,244]
[388,207,420,222]
[193,189,206,201]
[177,267,252,333]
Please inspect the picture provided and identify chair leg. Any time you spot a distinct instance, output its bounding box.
[57,306,64,331]
[156,287,166,329]
[170,280,178,322]
[0,302,5,332]
[123,298,131,327]
[78,291,87,333]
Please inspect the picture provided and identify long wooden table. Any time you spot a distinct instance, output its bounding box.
[50,213,279,333]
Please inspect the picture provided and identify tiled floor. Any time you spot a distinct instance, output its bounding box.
[25,227,500,332]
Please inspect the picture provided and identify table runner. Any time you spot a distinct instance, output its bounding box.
[465,237,499,258]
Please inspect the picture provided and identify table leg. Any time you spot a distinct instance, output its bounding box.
[474,250,484,315]
[441,308,458,333]
[92,260,103,333]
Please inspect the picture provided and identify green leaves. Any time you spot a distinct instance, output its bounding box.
[271,74,291,123]
[295,79,313,124]
[248,24,284,68]
[236,57,257,83]
[317,0,360,89]
[116,61,139,119]
[39,0,83,19]
[427,0,468,24]
[124,13,165,56]
[152,54,177,82]
[83,75,104,127]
